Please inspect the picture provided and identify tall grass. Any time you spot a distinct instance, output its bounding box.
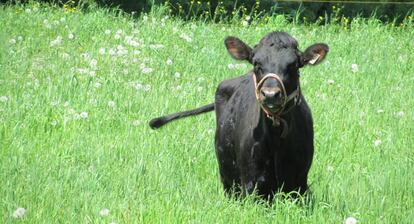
[0,2,413,223]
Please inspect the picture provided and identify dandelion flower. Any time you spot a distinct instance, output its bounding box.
[114,34,121,40]
[174,72,181,78]
[13,207,26,219]
[327,165,334,172]
[68,33,74,39]
[105,29,111,35]
[166,59,173,65]
[197,86,203,92]
[327,79,335,85]
[9,38,16,44]
[94,82,102,88]
[397,111,404,117]
[242,20,249,27]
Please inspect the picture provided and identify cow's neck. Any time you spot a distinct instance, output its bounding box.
[261,105,296,139]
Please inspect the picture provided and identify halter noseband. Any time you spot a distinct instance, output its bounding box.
[252,73,301,137]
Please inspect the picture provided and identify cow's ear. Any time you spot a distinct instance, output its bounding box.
[301,43,329,66]
[224,36,253,63]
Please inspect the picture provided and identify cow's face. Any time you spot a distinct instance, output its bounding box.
[225,32,329,113]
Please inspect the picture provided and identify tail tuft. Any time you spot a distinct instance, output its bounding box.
[149,117,167,129]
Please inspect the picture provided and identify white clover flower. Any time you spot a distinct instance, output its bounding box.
[144,84,151,91]
[327,165,334,172]
[351,64,358,73]
[17,36,23,41]
[60,52,70,59]
[116,49,128,56]
[179,33,193,42]
[345,217,357,224]
[175,85,182,90]
[114,34,121,40]
[166,59,173,65]
[94,82,102,88]
[81,52,90,59]
[108,101,116,108]
[133,82,143,90]
[50,36,63,47]
[68,33,74,39]
[109,48,116,55]
[143,15,148,21]
[132,120,141,126]
[13,207,26,219]
[172,27,178,33]
[63,101,70,107]
[80,112,88,119]
[90,59,98,68]
[174,72,181,78]
[242,20,249,27]
[327,79,335,85]
[89,70,96,77]
[0,96,9,102]
[227,64,236,69]
[245,15,251,21]
[99,48,106,55]
[9,38,16,44]
[60,17,66,23]
[99,208,110,217]
[51,120,58,126]
[396,111,404,117]
[149,44,165,49]
[77,68,89,75]
[377,109,384,113]
[141,67,153,74]
[197,86,203,92]
[374,139,382,147]
[133,50,141,55]
[25,8,32,13]
[116,29,123,35]
[105,29,111,35]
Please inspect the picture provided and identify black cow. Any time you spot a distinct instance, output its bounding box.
[149,31,329,199]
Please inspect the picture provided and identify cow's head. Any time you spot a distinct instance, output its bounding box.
[225,32,328,115]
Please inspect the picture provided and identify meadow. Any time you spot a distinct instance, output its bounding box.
[0,2,413,223]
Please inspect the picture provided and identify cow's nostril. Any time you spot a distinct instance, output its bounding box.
[260,89,280,99]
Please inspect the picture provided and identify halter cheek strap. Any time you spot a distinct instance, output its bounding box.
[252,73,302,137]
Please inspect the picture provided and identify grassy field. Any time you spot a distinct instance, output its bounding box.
[1,2,413,223]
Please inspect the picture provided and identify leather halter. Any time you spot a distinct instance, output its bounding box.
[252,73,301,138]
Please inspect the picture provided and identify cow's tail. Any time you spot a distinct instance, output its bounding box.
[149,103,215,129]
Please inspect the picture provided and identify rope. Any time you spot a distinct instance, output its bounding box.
[273,0,414,5]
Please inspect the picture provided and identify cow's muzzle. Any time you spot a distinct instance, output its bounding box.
[252,73,301,129]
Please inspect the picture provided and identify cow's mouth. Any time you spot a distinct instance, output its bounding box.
[263,101,284,113]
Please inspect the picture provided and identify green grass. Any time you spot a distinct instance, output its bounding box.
[1,3,413,223]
